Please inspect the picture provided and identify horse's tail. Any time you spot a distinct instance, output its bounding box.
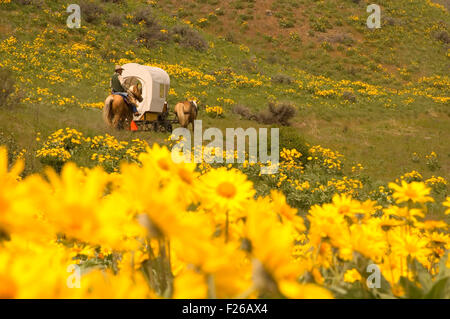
[103,95,114,127]
[174,103,187,128]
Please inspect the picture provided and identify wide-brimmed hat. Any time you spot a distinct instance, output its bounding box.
[115,65,124,72]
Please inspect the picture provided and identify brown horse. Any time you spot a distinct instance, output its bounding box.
[174,100,198,130]
[103,85,143,130]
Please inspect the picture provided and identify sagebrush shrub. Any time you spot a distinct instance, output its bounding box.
[80,2,104,24]
[225,32,237,43]
[138,19,169,46]
[241,59,259,74]
[342,91,357,103]
[107,14,123,27]
[272,74,293,85]
[383,16,403,27]
[232,104,255,120]
[326,33,354,46]
[433,30,450,44]
[271,102,296,126]
[171,25,207,51]
[132,7,153,24]
[15,0,42,6]
[266,54,281,64]
[256,102,296,126]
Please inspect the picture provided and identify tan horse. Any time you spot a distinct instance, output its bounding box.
[103,85,143,130]
[174,100,198,130]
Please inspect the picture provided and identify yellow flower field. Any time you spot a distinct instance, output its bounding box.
[1,143,448,299]
[0,0,449,300]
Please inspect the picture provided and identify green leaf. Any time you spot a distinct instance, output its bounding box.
[425,277,449,299]
[415,260,432,292]
[436,252,449,280]
[399,277,424,299]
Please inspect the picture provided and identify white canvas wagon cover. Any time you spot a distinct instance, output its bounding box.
[121,63,170,114]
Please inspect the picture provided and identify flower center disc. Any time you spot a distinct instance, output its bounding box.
[178,168,192,184]
[217,181,237,199]
[405,189,417,199]
[157,158,170,171]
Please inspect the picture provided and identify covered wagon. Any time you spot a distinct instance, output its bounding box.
[121,63,175,132]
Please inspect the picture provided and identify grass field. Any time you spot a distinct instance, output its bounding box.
[0,0,448,182]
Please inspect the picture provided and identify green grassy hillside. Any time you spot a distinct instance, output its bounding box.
[159,0,449,84]
[0,0,449,182]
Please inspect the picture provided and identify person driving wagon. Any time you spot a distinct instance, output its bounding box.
[110,65,140,117]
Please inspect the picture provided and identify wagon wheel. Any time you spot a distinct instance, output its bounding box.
[142,122,150,131]
[134,121,141,131]
[165,123,173,133]
[158,122,167,133]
